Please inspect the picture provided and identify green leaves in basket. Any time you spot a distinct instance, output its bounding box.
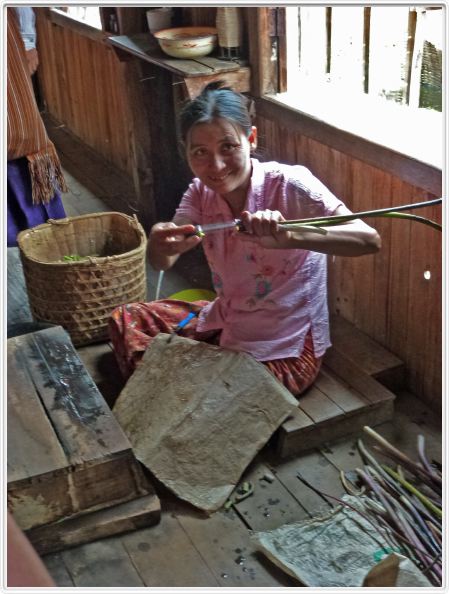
[62,254,87,262]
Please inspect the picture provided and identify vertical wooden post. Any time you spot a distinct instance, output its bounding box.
[408,8,425,108]
[275,7,287,93]
[121,60,157,231]
[246,7,275,96]
[363,7,371,94]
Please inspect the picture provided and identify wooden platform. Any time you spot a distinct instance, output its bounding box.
[7,326,161,554]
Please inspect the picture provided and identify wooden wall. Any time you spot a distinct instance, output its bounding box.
[256,113,441,412]
[36,11,133,179]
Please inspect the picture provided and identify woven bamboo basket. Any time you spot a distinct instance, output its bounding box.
[17,212,147,346]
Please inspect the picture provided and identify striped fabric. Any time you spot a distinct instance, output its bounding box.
[109,299,322,397]
[7,8,67,204]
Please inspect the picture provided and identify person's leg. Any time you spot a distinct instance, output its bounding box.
[109,299,218,379]
[262,331,323,397]
[7,513,55,587]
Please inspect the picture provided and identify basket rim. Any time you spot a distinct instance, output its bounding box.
[17,211,147,266]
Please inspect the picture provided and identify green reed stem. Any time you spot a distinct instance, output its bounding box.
[279,198,442,231]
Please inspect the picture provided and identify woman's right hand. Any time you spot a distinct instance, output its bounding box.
[148,222,202,267]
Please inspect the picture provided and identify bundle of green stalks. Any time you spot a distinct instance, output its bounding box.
[348,427,441,585]
[297,426,442,585]
[280,198,442,234]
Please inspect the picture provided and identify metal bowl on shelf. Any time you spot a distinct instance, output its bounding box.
[154,27,217,59]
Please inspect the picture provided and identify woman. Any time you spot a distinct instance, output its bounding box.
[109,82,380,396]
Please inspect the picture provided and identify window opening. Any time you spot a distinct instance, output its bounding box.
[280,5,444,166]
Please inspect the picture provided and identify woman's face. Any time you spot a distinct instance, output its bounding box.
[186,118,257,200]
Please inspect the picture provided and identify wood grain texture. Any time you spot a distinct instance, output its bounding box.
[27,493,161,555]
[7,248,33,334]
[59,538,145,587]
[256,106,441,413]
[19,327,130,463]
[36,11,132,178]
[7,327,152,531]
[171,502,296,587]
[7,341,68,483]
[121,513,219,587]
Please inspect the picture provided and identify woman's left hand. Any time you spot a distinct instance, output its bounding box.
[238,210,292,248]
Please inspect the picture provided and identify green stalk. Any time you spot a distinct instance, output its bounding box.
[382,465,442,519]
[278,198,442,231]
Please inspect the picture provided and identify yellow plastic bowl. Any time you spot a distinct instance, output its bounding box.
[154,27,217,59]
[168,288,216,302]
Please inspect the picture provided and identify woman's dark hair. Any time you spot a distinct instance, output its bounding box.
[179,81,252,143]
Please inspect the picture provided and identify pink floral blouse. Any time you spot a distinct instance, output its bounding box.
[175,159,343,361]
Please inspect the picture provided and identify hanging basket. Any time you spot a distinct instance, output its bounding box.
[17,212,147,346]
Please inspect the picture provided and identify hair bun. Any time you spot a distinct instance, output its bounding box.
[202,80,231,94]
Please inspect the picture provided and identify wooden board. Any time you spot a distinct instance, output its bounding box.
[330,314,406,390]
[27,494,160,555]
[275,352,396,459]
[7,247,33,335]
[7,326,155,532]
[108,34,241,77]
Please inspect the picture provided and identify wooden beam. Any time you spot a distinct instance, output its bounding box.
[246,7,274,96]
[183,67,251,99]
[255,96,442,196]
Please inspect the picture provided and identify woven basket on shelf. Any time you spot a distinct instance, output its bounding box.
[17,212,147,346]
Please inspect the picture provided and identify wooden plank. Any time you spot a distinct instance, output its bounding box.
[22,327,131,464]
[330,314,405,387]
[120,58,157,230]
[319,434,365,472]
[122,513,219,587]
[8,327,152,531]
[273,449,344,515]
[276,399,394,459]
[76,342,125,407]
[280,406,314,433]
[297,385,344,423]
[42,553,75,587]
[108,34,240,77]
[324,348,396,404]
[246,7,275,95]
[315,367,369,413]
[7,340,68,483]
[195,56,240,71]
[60,538,145,587]
[231,459,309,531]
[183,67,251,99]
[171,502,295,587]
[276,351,395,459]
[7,248,33,333]
[27,493,161,556]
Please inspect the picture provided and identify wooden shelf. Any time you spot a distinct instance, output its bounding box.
[108,34,251,99]
[108,33,243,77]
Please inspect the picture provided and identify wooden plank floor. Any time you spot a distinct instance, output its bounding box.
[8,161,442,587]
[39,386,440,588]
